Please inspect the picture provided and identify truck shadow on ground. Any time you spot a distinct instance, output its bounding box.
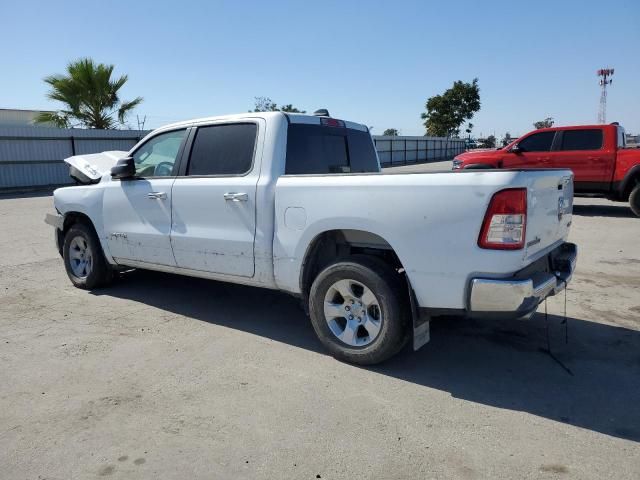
[95,269,640,443]
[572,203,635,218]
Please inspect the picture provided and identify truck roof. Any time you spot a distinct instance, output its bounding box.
[156,111,369,133]
[532,123,619,133]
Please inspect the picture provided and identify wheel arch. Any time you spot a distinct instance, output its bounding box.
[619,164,640,201]
[59,210,114,264]
[299,229,407,299]
[63,211,96,232]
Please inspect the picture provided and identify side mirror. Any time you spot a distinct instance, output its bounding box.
[111,157,136,179]
[510,144,522,153]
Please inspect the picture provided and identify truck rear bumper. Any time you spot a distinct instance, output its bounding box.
[468,242,577,320]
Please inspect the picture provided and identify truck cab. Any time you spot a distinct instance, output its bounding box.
[453,123,640,216]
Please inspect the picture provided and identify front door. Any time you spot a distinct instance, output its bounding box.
[170,121,262,277]
[502,130,556,169]
[103,128,188,266]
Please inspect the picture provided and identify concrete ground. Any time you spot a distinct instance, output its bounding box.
[1,168,639,479]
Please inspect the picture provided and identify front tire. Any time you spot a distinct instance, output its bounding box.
[63,223,113,289]
[629,184,640,217]
[308,256,409,365]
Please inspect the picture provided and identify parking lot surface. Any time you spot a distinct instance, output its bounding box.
[1,172,639,479]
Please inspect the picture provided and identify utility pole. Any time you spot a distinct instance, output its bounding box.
[136,115,147,131]
[597,68,614,124]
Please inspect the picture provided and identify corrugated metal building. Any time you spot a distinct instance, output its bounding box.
[0,108,55,127]
[0,127,148,189]
[373,135,465,166]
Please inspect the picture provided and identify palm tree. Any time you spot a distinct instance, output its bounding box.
[35,58,142,129]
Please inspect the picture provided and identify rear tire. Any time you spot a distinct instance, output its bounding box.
[63,223,113,289]
[629,184,640,217]
[308,256,409,365]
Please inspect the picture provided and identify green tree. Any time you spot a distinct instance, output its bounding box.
[280,104,306,113]
[421,78,480,137]
[383,128,399,136]
[481,135,496,148]
[252,96,278,112]
[502,132,513,146]
[533,117,554,129]
[35,58,142,129]
[252,97,306,113]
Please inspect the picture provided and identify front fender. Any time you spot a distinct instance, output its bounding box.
[463,163,496,170]
[53,185,114,264]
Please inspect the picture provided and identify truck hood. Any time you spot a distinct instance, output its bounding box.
[455,149,503,163]
[64,151,128,184]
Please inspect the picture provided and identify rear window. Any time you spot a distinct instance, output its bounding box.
[518,131,555,152]
[560,129,603,151]
[285,124,379,174]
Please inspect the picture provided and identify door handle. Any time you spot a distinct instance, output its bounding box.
[147,192,167,200]
[224,192,248,202]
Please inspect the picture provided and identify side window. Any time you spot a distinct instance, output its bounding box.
[617,127,626,148]
[132,129,187,177]
[187,123,257,176]
[518,131,555,152]
[560,129,603,151]
[348,130,379,172]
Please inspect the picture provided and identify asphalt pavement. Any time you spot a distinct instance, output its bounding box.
[1,167,639,479]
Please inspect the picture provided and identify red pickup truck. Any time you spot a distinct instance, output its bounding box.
[453,124,640,216]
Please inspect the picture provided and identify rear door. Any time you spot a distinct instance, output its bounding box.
[169,120,263,277]
[503,131,556,168]
[549,128,614,192]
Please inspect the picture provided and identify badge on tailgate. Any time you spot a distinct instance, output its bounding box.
[558,197,565,221]
[558,176,573,221]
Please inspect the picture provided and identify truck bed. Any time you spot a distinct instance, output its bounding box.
[274,169,573,310]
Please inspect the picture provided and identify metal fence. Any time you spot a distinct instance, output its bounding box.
[0,127,465,190]
[372,135,465,167]
[0,127,148,189]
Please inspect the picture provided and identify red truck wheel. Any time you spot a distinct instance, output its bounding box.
[629,185,640,217]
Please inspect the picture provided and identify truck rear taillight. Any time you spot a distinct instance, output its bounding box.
[478,188,527,250]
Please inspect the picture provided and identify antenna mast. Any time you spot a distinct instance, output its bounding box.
[597,68,614,124]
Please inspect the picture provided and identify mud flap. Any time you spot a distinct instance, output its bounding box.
[407,276,430,351]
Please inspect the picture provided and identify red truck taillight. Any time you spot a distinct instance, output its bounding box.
[478,188,527,250]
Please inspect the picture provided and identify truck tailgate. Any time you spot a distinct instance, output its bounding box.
[521,169,573,261]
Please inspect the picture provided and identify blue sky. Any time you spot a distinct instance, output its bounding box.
[1,0,638,137]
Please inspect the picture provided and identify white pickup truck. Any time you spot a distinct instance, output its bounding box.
[45,111,577,364]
